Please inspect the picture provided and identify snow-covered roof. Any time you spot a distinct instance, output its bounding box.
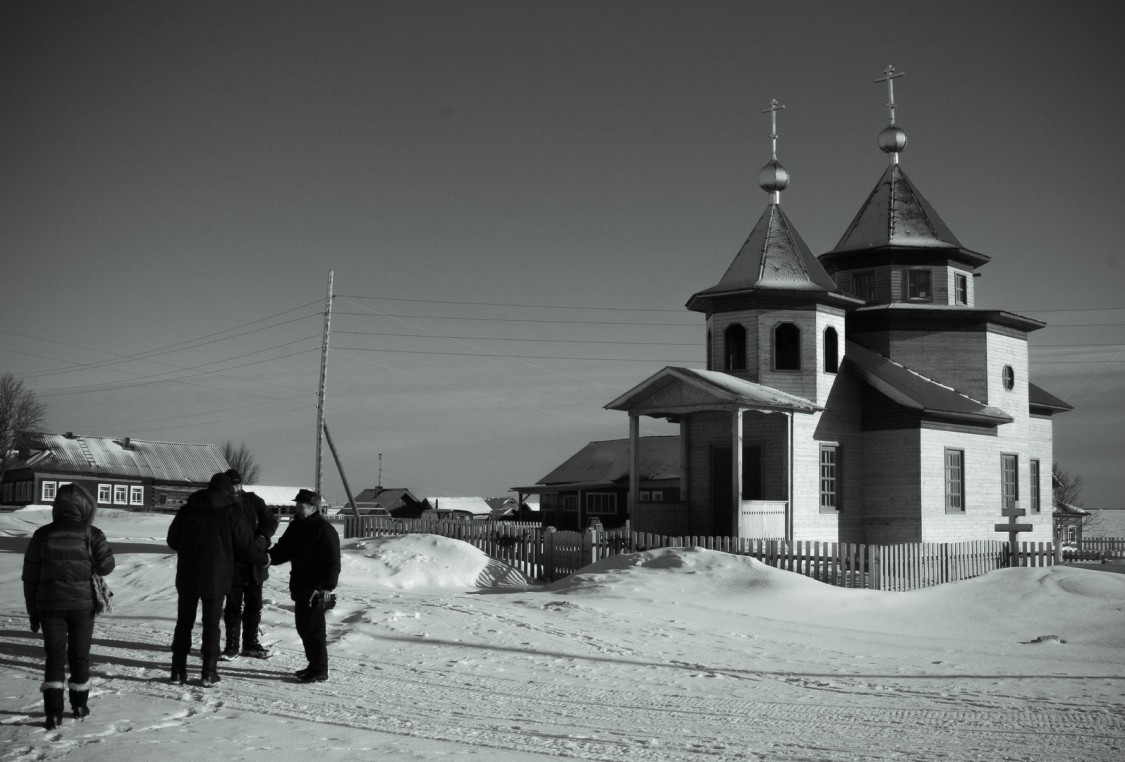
[246,485,318,508]
[421,497,493,516]
[13,431,228,484]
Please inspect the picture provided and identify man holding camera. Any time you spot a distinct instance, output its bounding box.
[268,489,340,683]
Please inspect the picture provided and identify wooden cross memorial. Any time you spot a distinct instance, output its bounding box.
[995,502,1033,561]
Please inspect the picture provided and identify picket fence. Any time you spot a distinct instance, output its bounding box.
[1076,537,1125,557]
[341,515,1059,591]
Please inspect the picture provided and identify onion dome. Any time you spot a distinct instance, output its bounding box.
[878,125,907,156]
[758,159,790,195]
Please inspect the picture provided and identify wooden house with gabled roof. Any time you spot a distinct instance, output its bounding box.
[1,431,230,511]
[527,70,1072,543]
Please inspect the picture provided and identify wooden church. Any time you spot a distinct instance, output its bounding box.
[531,69,1071,545]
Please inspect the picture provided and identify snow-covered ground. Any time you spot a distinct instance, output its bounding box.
[1,508,1122,761]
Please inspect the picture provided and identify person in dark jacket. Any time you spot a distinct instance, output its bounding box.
[268,489,340,683]
[167,472,260,687]
[22,483,116,729]
[221,469,279,660]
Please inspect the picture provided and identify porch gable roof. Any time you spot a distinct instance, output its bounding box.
[605,366,821,418]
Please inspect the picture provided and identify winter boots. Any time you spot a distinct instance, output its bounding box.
[241,641,271,659]
[68,681,90,719]
[200,658,221,688]
[170,653,188,685]
[221,635,240,661]
[41,683,64,730]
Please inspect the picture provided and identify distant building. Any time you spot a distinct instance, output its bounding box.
[515,436,681,531]
[420,496,494,520]
[351,486,424,518]
[2,431,229,511]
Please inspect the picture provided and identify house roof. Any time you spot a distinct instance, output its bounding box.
[12,431,229,484]
[1054,502,1090,517]
[352,487,420,510]
[605,366,821,419]
[421,496,493,516]
[246,485,317,508]
[821,164,990,268]
[522,436,682,489]
[842,342,1013,425]
[1029,382,1073,413]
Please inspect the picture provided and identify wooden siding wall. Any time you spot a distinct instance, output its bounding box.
[861,428,923,543]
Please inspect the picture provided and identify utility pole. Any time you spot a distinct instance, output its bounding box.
[314,270,333,495]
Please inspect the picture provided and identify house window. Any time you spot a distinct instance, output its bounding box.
[114,485,128,505]
[823,327,839,373]
[724,323,747,371]
[819,445,840,512]
[955,273,968,305]
[1001,454,1019,511]
[585,492,618,515]
[129,486,144,506]
[650,489,663,502]
[1030,460,1041,514]
[1066,525,1076,543]
[98,484,112,504]
[774,322,801,371]
[41,481,58,502]
[853,272,876,302]
[638,490,650,502]
[561,494,578,512]
[945,449,965,513]
[1002,365,1015,391]
[907,269,932,301]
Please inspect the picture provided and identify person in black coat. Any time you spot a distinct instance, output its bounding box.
[268,489,340,683]
[221,469,279,659]
[167,472,260,687]
[22,483,115,729]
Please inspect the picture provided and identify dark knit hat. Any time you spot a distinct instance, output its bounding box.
[294,489,320,505]
[224,469,243,486]
[209,472,233,491]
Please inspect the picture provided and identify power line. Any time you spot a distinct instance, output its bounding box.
[334,311,698,327]
[333,346,702,363]
[335,294,687,313]
[333,330,700,346]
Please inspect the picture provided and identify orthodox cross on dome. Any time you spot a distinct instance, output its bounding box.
[875,65,905,126]
[758,98,789,203]
[874,65,907,164]
[762,98,785,160]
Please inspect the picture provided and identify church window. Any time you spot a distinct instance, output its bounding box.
[1001,454,1019,511]
[955,273,968,305]
[823,327,839,373]
[706,329,713,370]
[1030,460,1041,513]
[853,272,876,301]
[906,269,932,301]
[945,449,965,513]
[1002,365,1015,390]
[819,445,841,512]
[774,323,800,370]
[724,324,747,371]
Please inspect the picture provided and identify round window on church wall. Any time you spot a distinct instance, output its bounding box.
[1002,365,1015,390]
